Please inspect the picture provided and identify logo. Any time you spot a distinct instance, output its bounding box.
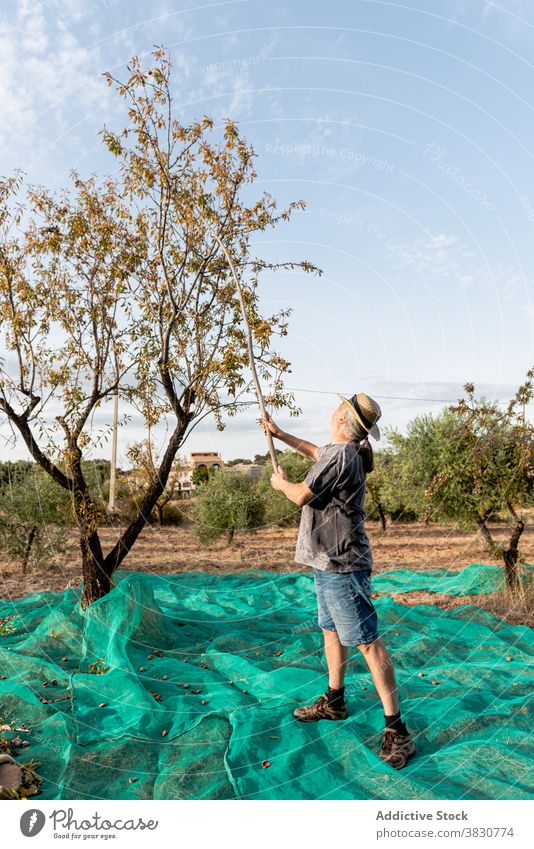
[20,809,46,837]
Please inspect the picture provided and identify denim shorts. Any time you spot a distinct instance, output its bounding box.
[313,568,379,646]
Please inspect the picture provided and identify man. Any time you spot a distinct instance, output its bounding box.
[261,392,416,770]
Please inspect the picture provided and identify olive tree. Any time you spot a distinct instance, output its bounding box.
[192,465,210,487]
[257,449,312,527]
[423,373,533,589]
[0,48,318,607]
[366,450,397,531]
[192,468,265,545]
[383,414,458,524]
[0,464,72,573]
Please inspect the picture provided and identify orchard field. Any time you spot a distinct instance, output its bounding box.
[2,512,533,626]
[0,46,532,803]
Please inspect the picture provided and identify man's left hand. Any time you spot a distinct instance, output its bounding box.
[270,465,288,491]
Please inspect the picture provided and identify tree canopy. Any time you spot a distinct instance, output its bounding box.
[0,47,319,607]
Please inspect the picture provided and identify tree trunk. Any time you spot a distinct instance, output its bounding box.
[476,512,495,554]
[103,418,188,579]
[5,388,190,609]
[377,502,387,533]
[226,528,235,546]
[156,504,164,525]
[65,439,109,610]
[21,526,38,574]
[503,519,525,591]
[76,492,110,609]
[80,532,112,609]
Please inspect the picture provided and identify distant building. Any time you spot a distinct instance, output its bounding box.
[175,451,225,497]
[174,467,193,497]
[125,452,269,498]
[190,451,224,471]
[125,450,227,499]
[230,463,263,480]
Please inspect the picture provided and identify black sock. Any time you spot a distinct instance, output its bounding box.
[326,686,345,709]
[384,711,408,734]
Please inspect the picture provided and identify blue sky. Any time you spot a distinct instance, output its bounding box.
[1,0,533,464]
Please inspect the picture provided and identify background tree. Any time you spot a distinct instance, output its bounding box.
[253,451,270,465]
[192,466,211,487]
[0,48,319,608]
[0,463,72,573]
[365,450,395,531]
[383,413,456,524]
[0,460,34,489]
[257,449,313,527]
[423,373,534,589]
[125,439,186,524]
[192,468,265,545]
[81,459,112,518]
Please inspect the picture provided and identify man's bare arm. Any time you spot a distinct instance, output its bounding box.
[276,431,320,461]
[269,461,315,506]
[260,413,320,460]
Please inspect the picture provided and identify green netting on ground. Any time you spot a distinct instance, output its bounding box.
[1,569,533,800]
[373,561,534,596]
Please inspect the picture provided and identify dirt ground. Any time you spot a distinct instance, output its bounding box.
[2,517,533,627]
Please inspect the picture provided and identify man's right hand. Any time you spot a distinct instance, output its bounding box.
[260,411,283,438]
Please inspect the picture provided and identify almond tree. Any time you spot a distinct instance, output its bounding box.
[0,48,319,607]
[126,439,187,524]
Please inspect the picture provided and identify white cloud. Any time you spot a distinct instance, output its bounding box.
[431,234,458,248]
[386,232,526,305]
[0,1,111,153]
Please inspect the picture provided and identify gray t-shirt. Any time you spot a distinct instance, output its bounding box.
[294,442,372,573]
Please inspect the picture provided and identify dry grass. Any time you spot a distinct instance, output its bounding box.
[483,575,534,628]
[373,580,534,629]
[1,514,533,628]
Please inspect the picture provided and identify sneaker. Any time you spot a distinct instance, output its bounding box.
[293,693,348,722]
[379,727,416,770]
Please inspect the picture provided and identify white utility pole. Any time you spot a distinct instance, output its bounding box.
[108,364,119,514]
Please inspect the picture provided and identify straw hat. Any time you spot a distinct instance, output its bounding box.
[337,392,382,441]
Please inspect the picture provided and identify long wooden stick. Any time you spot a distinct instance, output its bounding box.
[200,216,278,470]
